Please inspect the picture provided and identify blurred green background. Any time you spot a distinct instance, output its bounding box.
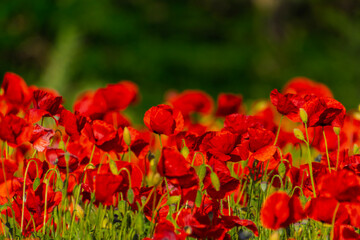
[1,0,360,116]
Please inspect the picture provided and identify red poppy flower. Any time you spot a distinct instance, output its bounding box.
[270,89,304,121]
[30,124,55,152]
[260,192,305,230]
[283,77,333,98]
[45,148,80,173]
[302,96,346,128]
[305,197,349,225]
[82,120,125,152]
[144,104,184,136]
[0,114,32,147]
[74,81,138,120]
[215,93,242,117]
[59,109,87,139]
[334,225,360,240]
[223,114,263,135]
[248,127,275,152]
[316,170,360,203]
[199,131,247,162]
[169,90,213,117]
[1,72,32,112]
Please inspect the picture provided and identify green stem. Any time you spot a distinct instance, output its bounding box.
[305,123,317,198]
[336,134,340,171]
[273,115,283,146]
[330,202,340,240]
[322,127,331,173]
[158,134,163,149]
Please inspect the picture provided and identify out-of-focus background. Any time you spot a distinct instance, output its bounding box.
[1,0,360,114]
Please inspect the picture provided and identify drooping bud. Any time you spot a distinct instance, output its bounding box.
[210,172,220,191]
[294,128,305,141]
[195,190,202,207]
[278,162,286,178]
[299,108,308,124]
[123,127,131,146]
[198,164,206,182]
[109,159,119,175]
[127,188,134,204]
[33,177,41,191]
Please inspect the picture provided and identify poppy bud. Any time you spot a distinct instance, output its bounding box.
[210,172,221,191]
[150,172,162,186]
[278,162,286,178]
[33,177,40,191]
[56,177,64,190]
[127,188,134,204]
[293,128,305,141]
[167,195,181,205]
[333,127,341,135]
[198,164,206,182]
[135,214,144,235]
[195,190,202,207]
[299,108,308,123]
[109,159,119,175]
[58,139,65,150]
[181,145,189,159]
[123,126,131,146]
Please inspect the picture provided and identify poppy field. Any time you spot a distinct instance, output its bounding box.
[1,72,360,239]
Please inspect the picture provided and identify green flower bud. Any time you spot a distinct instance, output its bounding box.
[278,162,286,178]
[299,108,308,123]
[195,190,202,207]
[127,188,134,204]
[123,127,131,146]
[333,127,341,136]
[181,146,189,159]
[210,172,220,191]
[294,128,305,141]
[198,164,206,182]
[109,159,119,175]
[33,177,41,191]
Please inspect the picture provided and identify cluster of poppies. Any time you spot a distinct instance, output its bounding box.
[1,72,360,239]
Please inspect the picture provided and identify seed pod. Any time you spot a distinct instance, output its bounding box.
[210,172,221,191]
[135,213,144,235]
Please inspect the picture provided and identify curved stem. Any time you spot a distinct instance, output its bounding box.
[21,159,39,234]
